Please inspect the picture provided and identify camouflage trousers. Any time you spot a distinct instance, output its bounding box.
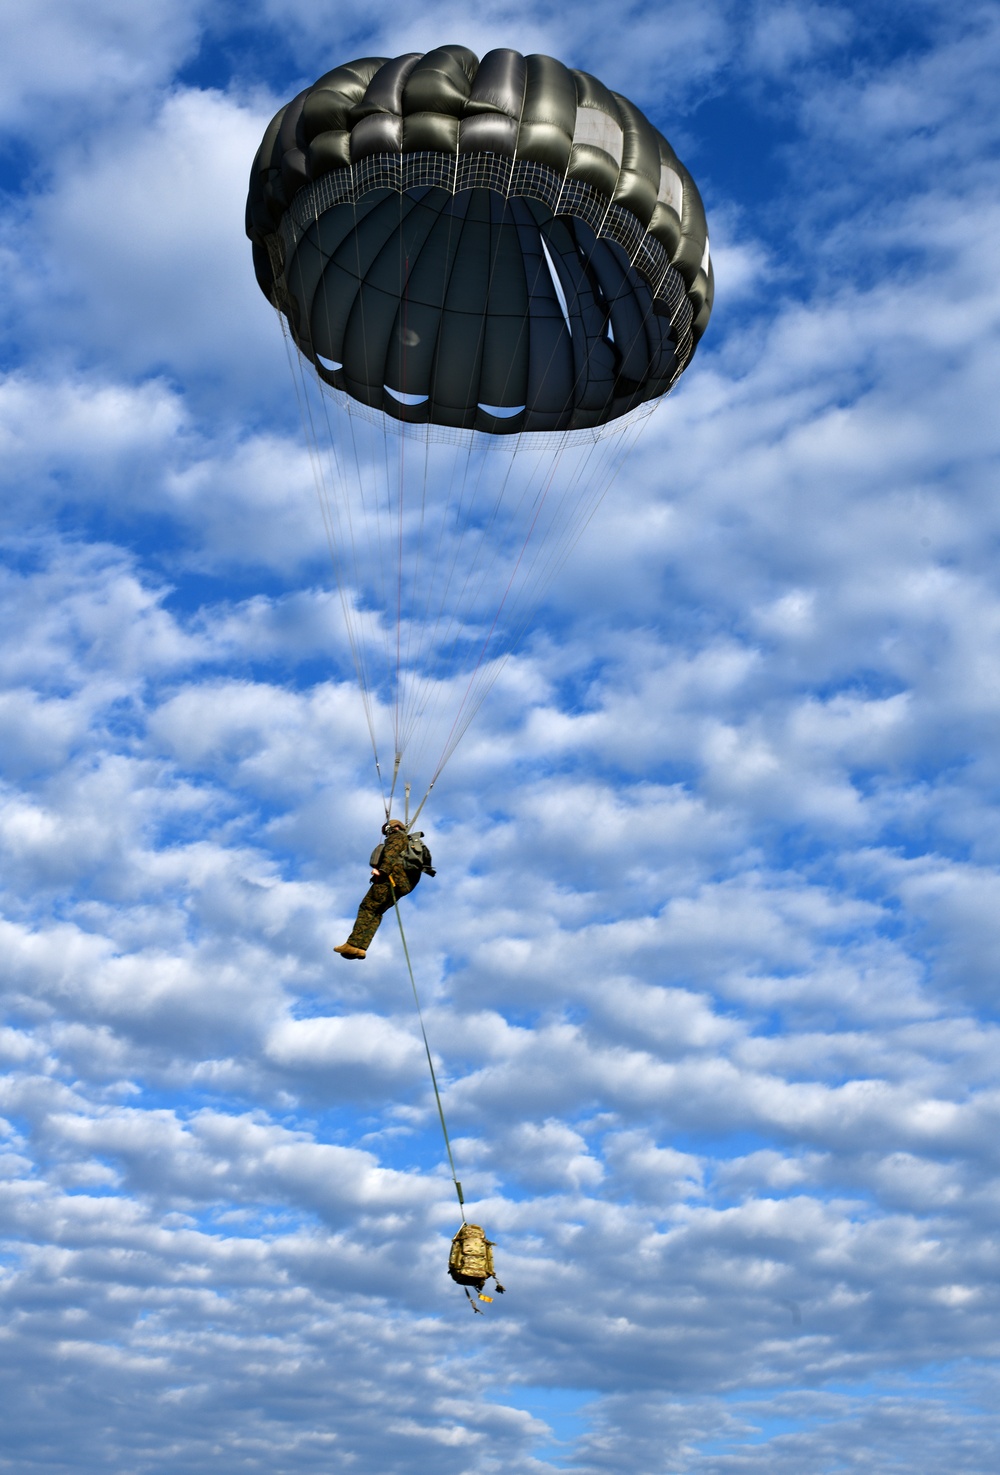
[346,874,415,950]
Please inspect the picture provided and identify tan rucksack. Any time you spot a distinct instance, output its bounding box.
[448,1222,505,1308]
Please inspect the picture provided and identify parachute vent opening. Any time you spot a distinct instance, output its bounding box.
[478,403,525,418]
[540,237,572,338]
[316,353,342,372]
[385,386,430,406]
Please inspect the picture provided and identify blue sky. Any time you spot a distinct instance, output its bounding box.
[2,2,1000,1470]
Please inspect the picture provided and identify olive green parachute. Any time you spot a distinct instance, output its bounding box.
[247,45,712,434]
[246,45,712,805]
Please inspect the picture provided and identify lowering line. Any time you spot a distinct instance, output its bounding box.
[389,880,465,1222]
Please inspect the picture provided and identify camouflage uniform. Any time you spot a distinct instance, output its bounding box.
[345,825,419,951]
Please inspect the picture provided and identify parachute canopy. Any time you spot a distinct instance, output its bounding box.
[247,45,713,435]
[246,47,712,804]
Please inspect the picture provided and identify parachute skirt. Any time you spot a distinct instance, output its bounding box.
[265,151,695,436]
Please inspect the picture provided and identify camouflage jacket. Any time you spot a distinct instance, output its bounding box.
[370,826,410,889]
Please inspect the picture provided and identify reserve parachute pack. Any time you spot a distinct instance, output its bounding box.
[449,1222,505,1309]
[370,830,436,878]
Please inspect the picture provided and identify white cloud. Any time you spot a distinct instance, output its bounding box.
[254,0,736,108]
[266,1011,426,1078]
[8,87,283,399]
[0,0,204,131]
[746,2,853,74]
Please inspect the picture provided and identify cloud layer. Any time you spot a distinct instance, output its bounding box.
[3,3,1000,1471]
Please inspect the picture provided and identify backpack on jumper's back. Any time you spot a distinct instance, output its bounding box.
[403,830,435,877]
[370,831,436,878]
